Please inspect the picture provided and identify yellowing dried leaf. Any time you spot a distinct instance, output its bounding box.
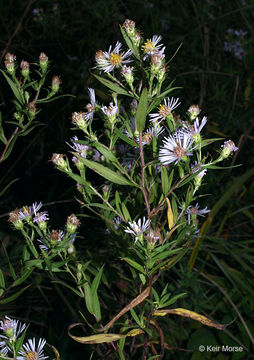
[153,308,226,330]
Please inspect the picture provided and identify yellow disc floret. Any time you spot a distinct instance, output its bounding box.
[25,351,38,360]
[142,40,156,53]
[159,104,171,117]
[109,53,122,66]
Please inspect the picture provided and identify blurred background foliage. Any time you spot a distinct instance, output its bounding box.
[0,0,254,358]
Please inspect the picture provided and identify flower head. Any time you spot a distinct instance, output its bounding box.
[85,88,97,121]
[51,153,68,172]
[186,204,210,224]
[71,112,88,131]
[19,202,42,220]
[149,97,181,124]
[102,99,118,124]
[183,116,207,143]
[67,136,90,158]
[187,105,201,120]
[95,42,132,73]
[0,316,26,342]
[17,337,48,360]
[220,140,238,160]
[33,212,49,224]
[124,217,151,243]
[142,35,164,59]
[66,214,81,234]
[159,131,194,165]
[122,19,136,37]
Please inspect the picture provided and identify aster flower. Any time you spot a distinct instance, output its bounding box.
[136,126,164,146]
[95,41,132,73]
[37,238,49,251]
[142,35,164,59]
[17,337,48,360]
[8,210,23,230]
[187,104,201,120]
[33,211,49,224]
[85,88,97,121]
[102,99,118,124]
[66,214,81,234]
[124,217,151,243]
[219,140,238,160]
[186,204,210,224]
[183,116,207,142]
[122,19,136,37]
[0,341,9,357]
[149,97,181,124]
[19,202,43,220]
[67,136,90,158]
[191,162,207,183]
[159,131,194,165]
[0,316,26,342]
[121,65,134,85]
[113,216,122,230]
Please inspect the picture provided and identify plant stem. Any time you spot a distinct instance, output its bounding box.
[139,131,150,216]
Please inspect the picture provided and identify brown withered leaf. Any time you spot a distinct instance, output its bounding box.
[153,308,227,330]
[46,343,60,360]
[96,276,158,333]
[68,324,144,344]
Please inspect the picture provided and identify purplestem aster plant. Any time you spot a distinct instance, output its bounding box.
[9,20,239,358]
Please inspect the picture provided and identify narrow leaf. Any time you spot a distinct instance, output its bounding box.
[0,70,24,104]
[93,74,131,96]
[68,323,144,344]
[122,257,145,274]
[84,282,94,314]
[136,88,148,132]
[0,285,30,304]
[152,308,227,330]
[79,158,135,186]
[166,198,174,230]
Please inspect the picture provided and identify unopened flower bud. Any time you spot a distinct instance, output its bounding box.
[72,112,87,131]
[122,19,136,37]
[66,214,81,234]
[39,52,48,73]
[4,53,16,75]
[151,51,164,74]
[24,91,30,104]
[8,210,23,230]
[130,99,138,114]
[20,60,30,77]
[51,153,68,171]
[188,105,201,121]
[95,50,107,68]
[219,140,238,160]
[121,65,134,85]
[157,66,166,83]
[14,112,23,123]
[68,245,75,254]
[28,102,36,118]
[76,271,82,280]
[132,31,142,47]
[51,75,61,93]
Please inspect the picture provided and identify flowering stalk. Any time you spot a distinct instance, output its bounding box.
[139,131,150,216]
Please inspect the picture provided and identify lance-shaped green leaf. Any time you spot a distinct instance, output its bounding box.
[120,25,140,60]
[136,88,148,132]
[1,70,25,105]
[122,257,146,274]
[0,285,30,304]
[93,74,131,96]
[94,142,118,162]
[79,158,136,186]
